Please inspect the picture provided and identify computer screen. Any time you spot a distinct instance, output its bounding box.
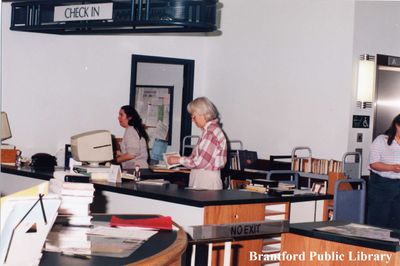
[70,130,113,166]
[150,138,168,163]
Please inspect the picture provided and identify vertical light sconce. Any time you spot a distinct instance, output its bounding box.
[356,54,375,108]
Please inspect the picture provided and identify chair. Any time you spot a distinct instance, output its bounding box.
[181,135,200,156]
[333,179,366,223]
[342,152,362,179]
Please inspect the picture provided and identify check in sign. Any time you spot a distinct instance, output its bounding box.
[54,3,113,22]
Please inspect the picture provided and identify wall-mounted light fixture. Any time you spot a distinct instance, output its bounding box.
[357,54,375,108]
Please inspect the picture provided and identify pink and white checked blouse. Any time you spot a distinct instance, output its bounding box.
[180,119,227,170]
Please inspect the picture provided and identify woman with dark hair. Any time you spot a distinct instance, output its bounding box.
[367,113,400,228]
[116,105,149,169]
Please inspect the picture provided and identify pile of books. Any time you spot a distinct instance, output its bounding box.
[49,178,94,226]
[45,176,95,255]
[44,224,91,255]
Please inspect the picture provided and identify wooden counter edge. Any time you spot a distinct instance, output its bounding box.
[127,222,188,266]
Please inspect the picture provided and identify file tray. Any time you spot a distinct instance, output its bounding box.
[0,195,61,265]
[10,0,219,34]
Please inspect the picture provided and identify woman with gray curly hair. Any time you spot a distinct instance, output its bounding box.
[167,97,227,190]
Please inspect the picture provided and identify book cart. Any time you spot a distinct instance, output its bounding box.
[289,147,365,223]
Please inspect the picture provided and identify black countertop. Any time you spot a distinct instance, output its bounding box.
[289,221,400,252]
[1,165,333,208]
[39,214,178,266]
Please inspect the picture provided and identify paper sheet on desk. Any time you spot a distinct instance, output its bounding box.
[88,226,157,240]
[316,223,399,243]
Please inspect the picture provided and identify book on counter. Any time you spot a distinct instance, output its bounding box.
[53,170,90,183]
[56,215,93,226]
[110,215,173,230]
[49,179,94,197]
[49,176,95,228]
[162,152,181,169]
[59,203,90,216]
[267,188,294,196]
[136,179,170,186]
[252,179,278,188]
[245,185,267,193]
[44,224,91,255]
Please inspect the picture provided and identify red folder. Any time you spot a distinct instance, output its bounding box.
[110,216,173,230]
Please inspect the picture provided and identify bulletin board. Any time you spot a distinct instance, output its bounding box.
[134,85,174,148]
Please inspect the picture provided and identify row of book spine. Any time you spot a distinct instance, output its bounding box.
[229,151,241,170]
[291,158,343,174]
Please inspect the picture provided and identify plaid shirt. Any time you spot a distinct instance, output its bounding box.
[180,119,227,170]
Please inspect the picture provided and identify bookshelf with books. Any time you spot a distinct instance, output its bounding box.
[290,146,344,189]
[290,147,365,222]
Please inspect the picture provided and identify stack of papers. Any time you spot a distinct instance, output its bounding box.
[89,226,158,240]
[44,224,91,255]
[316,223,400,243]
[136,179,170,186]
[87,224,158,257]
[49,178,94,226]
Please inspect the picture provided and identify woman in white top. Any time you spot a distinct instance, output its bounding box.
[367,114,400,228]
[116,105,149,169]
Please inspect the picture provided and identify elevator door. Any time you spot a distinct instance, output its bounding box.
[373,67,400,138]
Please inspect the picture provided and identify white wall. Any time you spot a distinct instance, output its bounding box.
[349,1,400,175]
[204,0,355,160]
[1,2,208,159]
[1,1,359,164]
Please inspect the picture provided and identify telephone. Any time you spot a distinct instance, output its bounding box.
[30,153,57,169]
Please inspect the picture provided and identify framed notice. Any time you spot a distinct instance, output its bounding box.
[134,85,174,148]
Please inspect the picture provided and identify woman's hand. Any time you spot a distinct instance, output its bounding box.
[116,153,134,163]
[392,164,400,173]
[167,156,180,165]
[370,162,400,173]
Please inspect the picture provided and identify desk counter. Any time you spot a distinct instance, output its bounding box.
[39,214,187,266]
[1,165,331,207]
[281,221,400,265]
[287,221,400,252]
[1,165,332,266]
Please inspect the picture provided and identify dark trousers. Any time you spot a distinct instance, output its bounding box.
[367,171,400,229]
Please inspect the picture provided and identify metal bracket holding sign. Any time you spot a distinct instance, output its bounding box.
[352,115,370,129]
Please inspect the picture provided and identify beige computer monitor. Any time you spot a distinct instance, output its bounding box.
[70,130,113,166]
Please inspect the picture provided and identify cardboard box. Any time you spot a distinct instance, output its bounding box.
[1,149,17,165]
